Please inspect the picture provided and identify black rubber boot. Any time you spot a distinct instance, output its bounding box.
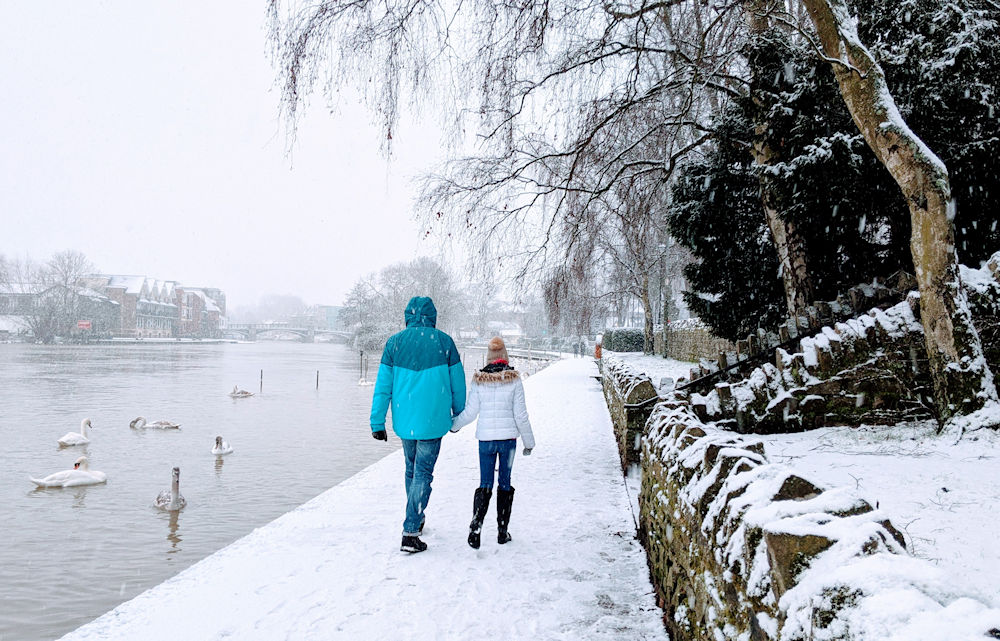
[496,487,515,544]
[468,487,493,549]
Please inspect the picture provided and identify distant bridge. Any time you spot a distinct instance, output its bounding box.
[225,323,351,343]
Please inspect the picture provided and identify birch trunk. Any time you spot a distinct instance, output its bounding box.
[641,273,655,354]
[746,0,815,318]
[801,0,998,429]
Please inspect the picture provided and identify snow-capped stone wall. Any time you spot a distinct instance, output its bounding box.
[686,294,934,432]
[673,256,1000,433]
[597,355,1000,640]
[601,355,659,471]
[636,401,1000,641]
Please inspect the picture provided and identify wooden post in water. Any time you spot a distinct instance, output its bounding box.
[316,370,319,389]
[259,369,263,393]
[359,351,364,381]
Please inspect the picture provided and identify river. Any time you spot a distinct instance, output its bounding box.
[0,341,409,641]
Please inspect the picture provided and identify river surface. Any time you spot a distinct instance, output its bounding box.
[0,341,407,641]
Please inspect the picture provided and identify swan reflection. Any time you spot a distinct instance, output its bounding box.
[166,510,182,556]
[71,485,88,509]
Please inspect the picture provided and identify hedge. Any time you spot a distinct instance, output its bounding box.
[602,327,644,352]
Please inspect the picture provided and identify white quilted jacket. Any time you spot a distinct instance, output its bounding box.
[451,368,536,449]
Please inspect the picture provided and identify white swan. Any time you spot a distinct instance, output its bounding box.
[130,416,181,430]
[58,418,93,447]
[154,467,186,511]
[212,435,233,455]
[229,385,254,398]
[30,456,107,488]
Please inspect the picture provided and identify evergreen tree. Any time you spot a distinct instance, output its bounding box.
[670,31,909,342]
[752,29,911,298]
[853,0,1000,266]
[669,105,786,342]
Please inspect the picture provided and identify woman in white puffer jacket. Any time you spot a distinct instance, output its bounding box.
[451,336,535,549]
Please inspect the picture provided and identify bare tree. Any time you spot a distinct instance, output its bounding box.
[542,246,606,339]
[0,255,49,340]
[799,0,999,430]
[597,181,675,353]
[269,0,746,283]
[342,257,462,348]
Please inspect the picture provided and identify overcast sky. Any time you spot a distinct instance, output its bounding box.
[0,2,448,308]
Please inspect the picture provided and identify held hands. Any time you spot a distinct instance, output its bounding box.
[449,418,461,433]
[372,429,388,441]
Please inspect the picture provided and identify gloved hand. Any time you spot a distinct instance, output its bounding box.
[522,447,532,456]
[372,429,388,441]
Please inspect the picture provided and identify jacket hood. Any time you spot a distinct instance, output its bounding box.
[404,296,437,328]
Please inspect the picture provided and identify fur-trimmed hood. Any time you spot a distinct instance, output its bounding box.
[472,369,521,384]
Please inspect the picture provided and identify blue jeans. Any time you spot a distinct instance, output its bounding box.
[479,439,516,491]
[401,437,442,536]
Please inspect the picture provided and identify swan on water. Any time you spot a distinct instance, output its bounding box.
[30,456,107,488]
[130,416,181,430]
[154,467,186,511]
[229,385,254,398]
[58,418,93,447]
[212,435,233,455]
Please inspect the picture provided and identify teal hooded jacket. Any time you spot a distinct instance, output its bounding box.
[369,296,466,439]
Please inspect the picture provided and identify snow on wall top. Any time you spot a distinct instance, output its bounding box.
[641,397,1000,640]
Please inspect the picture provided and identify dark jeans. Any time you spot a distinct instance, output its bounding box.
[478,439,516,491]
[401,437,442,536]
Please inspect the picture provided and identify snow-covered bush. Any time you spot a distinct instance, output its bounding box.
[603,327,644,352]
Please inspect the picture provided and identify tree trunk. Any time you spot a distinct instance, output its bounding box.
[802,0,999,430]
[641,274,655,354]
[745,0,815,318]
[760,197,813,317]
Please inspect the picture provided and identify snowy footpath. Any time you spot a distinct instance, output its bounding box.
[61,359,668,641]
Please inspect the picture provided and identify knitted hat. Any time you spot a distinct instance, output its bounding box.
[486,336,509,363]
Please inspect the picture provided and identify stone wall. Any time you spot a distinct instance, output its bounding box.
[686,295,936,433]
[662,318,735,363]
[637,401,911,640]
[601,356,659,471]
[600,356,1000,640]
[659,257,1000,434]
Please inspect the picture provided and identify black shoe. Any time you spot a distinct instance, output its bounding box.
[468,530,481,549]
[400,535,427,553]
[498,530,512,545]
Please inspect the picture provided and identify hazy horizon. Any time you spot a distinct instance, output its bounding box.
[0,2,456,310]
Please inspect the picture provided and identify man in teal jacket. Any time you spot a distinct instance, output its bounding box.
[370,296,466,553]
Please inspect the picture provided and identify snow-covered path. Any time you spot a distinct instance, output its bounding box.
[61,359,668,641]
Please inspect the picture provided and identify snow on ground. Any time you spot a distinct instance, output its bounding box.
[763,422,1000,610]
[61,359,667,641]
